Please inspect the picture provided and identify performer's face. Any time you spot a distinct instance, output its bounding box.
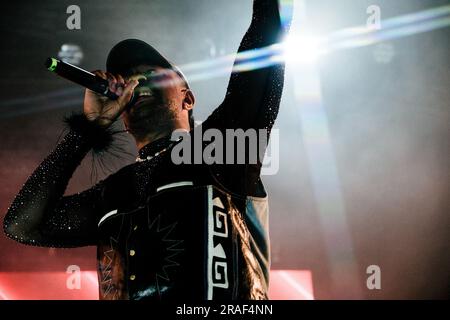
[122,64,192,141]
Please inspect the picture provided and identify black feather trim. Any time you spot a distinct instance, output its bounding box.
[63,112,114,153]
[62,112,136,183]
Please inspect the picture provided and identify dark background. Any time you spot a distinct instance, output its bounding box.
[0,0,448,299]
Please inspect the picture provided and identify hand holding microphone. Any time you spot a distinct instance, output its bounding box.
[45,58,139,128]
[83,70,138,128]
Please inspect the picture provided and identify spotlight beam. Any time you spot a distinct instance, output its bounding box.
[1,5,449,119]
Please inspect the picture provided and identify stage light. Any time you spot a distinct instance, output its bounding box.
[283,34,324,64]
[373,42,396,64]
[58,43,84,66]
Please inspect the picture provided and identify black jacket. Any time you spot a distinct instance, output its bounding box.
[3,0,286,300]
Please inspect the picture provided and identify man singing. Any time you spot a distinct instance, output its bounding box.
[3,0,287,300]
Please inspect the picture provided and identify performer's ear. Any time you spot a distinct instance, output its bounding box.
[182,89,195,111]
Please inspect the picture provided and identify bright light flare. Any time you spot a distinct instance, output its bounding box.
[283,34,325,64]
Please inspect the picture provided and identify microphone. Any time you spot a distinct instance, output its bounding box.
[45,57,120,100]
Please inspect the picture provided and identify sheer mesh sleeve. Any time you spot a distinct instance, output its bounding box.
[203,0,286,132]
[3,114,114,248]
[202,0,287,196]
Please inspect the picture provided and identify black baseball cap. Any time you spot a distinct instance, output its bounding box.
[106,39,189,88]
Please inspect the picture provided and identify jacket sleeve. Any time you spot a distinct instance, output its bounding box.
[203,0,286,132]
[3,113,114,248]
[201,0,287,196]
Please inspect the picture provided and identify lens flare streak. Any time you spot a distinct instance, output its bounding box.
[1,5,449,118]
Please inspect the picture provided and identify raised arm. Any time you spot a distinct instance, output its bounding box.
[3,115,110,247]
[3,69,137,247]
[204,0,286,131]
